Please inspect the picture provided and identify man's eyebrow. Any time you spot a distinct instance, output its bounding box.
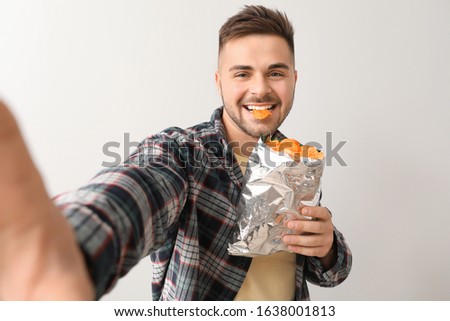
[268,63,290,70]
[228,63,291,72]
[228,65,254,72]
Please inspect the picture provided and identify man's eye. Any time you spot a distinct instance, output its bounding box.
[270,71,283,77]
[235,73,249,78]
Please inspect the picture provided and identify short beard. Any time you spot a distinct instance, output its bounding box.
[220,95,294,139]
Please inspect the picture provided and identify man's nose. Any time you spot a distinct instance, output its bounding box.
[249,74,271,96]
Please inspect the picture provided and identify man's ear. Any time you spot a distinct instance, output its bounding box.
[215,71,222,95]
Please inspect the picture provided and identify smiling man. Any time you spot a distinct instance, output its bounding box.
[0,5,351,300]
[217,34,296,147]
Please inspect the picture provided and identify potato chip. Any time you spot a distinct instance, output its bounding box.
[265,137,324,160]
[252,109,271,119]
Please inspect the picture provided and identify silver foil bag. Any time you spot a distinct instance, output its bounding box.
[228,137,324,257]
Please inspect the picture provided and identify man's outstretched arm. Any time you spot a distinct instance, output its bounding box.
[0,101,94,300]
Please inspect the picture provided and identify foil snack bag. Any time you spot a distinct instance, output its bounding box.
[228,136,324,257]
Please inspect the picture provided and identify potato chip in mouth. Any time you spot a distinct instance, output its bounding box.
[252,109,271,119]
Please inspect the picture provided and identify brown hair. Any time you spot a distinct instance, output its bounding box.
[219,5,295,55]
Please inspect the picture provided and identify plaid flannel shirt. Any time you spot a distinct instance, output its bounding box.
[54,107,352,300]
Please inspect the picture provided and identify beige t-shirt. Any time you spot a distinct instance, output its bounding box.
[233,152,296,301]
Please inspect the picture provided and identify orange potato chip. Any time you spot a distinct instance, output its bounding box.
[274,214,285,224]
[265,137,324,160]
[278,138,301,153]
[252,109,271,119]
[299,145,324,160]
[265,138,280,150]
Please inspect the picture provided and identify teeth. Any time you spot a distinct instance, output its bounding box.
[246,105,273,110]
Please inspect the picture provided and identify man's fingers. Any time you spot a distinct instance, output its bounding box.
[283,233,324,247]
[285,207,333,234]
[286,219,329,234]
[0,101,40,185]
[0,100,21,137]
[0,101,50,227]
[285,245,331,258]
[0,101,95,300]
[283,233,334,258]
[299,206,332,221]
[283,206,334,258]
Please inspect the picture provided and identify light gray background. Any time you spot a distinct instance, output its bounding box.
[0,0,449,300]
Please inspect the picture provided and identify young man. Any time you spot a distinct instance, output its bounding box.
[0,5,351,300]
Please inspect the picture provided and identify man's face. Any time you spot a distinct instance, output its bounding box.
[215,34,297,143]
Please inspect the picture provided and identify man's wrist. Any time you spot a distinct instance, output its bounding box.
[318,238,337,271]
